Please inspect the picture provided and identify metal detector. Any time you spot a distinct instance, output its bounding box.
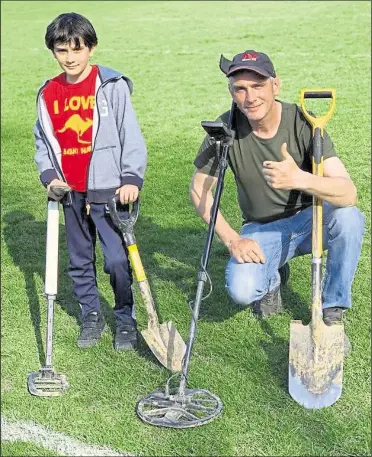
[28,188,70,396]
[136,102,236,428]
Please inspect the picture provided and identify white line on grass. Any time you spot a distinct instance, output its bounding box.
[1,416,133,456]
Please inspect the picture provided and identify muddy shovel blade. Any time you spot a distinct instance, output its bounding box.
[142,322,186,373]
[289,319,344,409]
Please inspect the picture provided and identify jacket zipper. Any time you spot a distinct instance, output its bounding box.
[85,74,122,204]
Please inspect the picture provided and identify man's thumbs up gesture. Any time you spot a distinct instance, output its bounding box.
[262,142,304,190]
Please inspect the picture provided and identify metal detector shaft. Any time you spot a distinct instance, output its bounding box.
[311,127,323,323]
[179,104,236,394]
[45,297,55,368]
[44,200,60,369]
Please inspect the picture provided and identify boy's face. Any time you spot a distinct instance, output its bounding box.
[53,39,95,83]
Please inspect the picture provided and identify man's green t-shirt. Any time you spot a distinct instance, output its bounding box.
[194,101,337,224]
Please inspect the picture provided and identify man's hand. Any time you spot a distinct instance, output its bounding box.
[228,238,266,264]
[262,143,304,190]
[47,179,71,201]
[116,184,139,204]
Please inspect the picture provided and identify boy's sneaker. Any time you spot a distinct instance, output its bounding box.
[115,314,138,351]
[323,307,351,356]
[77,311,106,348]
[252,285,283,318]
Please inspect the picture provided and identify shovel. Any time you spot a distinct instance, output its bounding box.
[108,195,186,372]
[288,89,344,409]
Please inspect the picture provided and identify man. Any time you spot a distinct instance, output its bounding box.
[190,50,365,334]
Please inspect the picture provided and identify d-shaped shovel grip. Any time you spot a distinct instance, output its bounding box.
[107,194,140,241]
[107,195,147,282]
[300,88,336,136]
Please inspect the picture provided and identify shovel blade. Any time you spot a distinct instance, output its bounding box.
[27,370,69,397]
[289,319,344,409]
[142,321,186,372]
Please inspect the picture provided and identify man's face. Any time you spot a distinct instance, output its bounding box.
[53,40,95,82]
[229,71,280,122]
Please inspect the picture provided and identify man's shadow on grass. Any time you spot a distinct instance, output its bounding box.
[3,210,118,366]
[131,215,243,325]
[133,215,312,324]
[134,215,313,385]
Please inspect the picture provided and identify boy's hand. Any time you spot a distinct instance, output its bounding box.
[116,184,139,204]
[47,179,71,201]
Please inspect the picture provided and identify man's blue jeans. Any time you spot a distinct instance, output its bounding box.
[225,204,365,310]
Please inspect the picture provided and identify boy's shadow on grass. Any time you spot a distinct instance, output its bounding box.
[3,210,118,366]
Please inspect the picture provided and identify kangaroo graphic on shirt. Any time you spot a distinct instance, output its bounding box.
[58,114,93,144]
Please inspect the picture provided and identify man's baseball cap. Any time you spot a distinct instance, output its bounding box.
[219,50,276,78]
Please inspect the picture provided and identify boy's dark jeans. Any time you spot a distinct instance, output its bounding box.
[63,191,133,324]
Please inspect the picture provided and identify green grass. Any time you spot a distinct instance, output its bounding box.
[1,1,371,456]
[1,442,59,456]
[1,441,60,457]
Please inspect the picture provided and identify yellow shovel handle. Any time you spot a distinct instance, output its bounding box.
[128,244,146,282]
[300,89,336,257]
[300,89,336,135]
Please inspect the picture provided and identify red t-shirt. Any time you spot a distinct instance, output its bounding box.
[43,65,98,191]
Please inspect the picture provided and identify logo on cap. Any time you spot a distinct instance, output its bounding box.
[242,52,258,61]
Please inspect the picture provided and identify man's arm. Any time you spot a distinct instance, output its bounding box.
[262,143,357,207]
[190,169,265,263]
[299,156,356,206]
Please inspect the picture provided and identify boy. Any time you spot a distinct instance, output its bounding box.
[34,12,147,351]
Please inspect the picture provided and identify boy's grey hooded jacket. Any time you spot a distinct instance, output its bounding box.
[34,65,147,203]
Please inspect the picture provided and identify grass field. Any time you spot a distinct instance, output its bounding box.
[1,1,371,456]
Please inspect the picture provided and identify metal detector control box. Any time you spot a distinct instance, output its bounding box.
[201,121,233,142]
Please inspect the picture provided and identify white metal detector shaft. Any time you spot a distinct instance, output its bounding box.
[44,201,59,368]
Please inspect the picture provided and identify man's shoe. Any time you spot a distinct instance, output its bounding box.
[77,311,106,348]
[279,263,290,286]
[323,307,351,356]
[115,315,138,351]
[252,286,283,318]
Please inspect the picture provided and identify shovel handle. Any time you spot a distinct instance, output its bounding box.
[127,244,146,282]
[300,88,336,322]
[300,88,337,258]
[107,194,139,237]
[300,89,336,135]
[127,248,160,327]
